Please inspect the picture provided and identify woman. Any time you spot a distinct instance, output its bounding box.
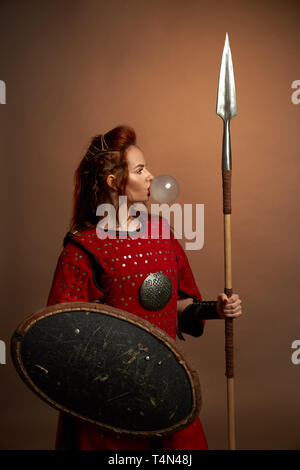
[47,125,242,450]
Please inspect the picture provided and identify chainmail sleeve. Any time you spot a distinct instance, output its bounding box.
[169,230,205,339]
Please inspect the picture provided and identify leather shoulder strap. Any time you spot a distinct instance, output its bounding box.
[63,232,107,300]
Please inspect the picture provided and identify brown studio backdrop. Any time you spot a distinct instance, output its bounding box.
[1,0,300,449]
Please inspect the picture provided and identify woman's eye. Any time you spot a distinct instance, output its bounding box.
[136,168,143,174]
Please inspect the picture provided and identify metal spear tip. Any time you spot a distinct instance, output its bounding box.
[216,32,237,121]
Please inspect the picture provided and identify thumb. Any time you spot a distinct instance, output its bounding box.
[218,293,228,305]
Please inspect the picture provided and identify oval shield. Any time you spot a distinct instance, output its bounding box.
[11,302,201,438]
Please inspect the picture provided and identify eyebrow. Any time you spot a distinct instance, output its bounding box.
[133,163,146,169]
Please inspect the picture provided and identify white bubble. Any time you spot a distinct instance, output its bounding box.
[150,175,180,203]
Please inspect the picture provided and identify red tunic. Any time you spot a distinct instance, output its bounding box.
[47,214,208,450]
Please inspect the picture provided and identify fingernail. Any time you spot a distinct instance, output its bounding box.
[223,299,228,304]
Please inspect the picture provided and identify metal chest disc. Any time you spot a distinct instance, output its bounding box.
[139,272,173,311]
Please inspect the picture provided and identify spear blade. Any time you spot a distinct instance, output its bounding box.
[217,33,237,121]
[216,33,237,172]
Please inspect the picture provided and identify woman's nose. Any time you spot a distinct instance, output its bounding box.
[147,170,154,182]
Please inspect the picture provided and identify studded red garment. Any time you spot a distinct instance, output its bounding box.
[47,214,208,450]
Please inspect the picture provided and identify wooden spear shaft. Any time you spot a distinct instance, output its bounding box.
[222,169,235,450]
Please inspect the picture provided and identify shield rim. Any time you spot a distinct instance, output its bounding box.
[11,301,201,439]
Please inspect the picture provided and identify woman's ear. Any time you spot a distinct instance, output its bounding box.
[106,174,117,191]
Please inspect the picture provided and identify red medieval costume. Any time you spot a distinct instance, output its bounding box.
[47,213,208,450]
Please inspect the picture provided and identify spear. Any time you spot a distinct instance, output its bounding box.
[216,33,237,450]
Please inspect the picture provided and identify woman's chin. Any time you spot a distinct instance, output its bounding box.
[129,196,150,204]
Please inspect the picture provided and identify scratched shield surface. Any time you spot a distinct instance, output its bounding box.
[11,303,201,437]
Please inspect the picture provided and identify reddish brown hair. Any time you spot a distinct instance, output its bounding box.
[70,125,136,232]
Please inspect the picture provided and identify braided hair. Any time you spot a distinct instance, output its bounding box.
[70,125,136,232]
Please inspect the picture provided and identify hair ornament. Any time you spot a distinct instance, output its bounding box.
[85,133,120,161]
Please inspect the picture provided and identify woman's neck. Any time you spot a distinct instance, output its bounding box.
[98,215,141,232]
